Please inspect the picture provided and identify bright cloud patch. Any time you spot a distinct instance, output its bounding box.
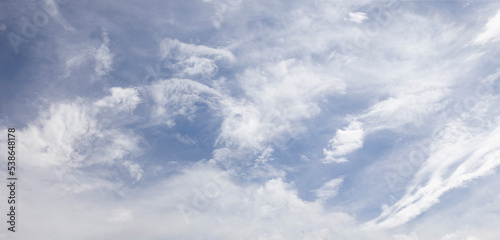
[92,31,114,78]
[348,11,368,24]
[313,178,344,203]
[473,10,500,45]
[322,120,364,163]
[160,38,235,77]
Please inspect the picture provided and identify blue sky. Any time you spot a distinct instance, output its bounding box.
[1,0,500,239]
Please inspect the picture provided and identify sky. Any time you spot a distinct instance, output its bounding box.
[1,0,500,239]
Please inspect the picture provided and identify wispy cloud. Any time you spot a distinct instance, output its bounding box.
[322,120,364,163]
[3,0,500,239]
[473,10,500,45]
[91,31,114,78]
[313,178,344,203]
[348,11,368,24]
[365,98,500,229]
[160,38,235,77]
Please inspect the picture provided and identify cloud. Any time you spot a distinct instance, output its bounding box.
[13,87,143,180]
[140,38,237,127]
[348,11,368,24]
[160,38,235,77]
[365,103,500,229]
[91,31,114,78]
[94,87,141,111]
[473,10,500,45]
[322,120,364,163]
[146,78,222,125]
[440,232,479,240]
[215,58,345,163]
[107,209,134,223]
[3,0,500,239]
[173,133,198,145]
[393,232,419,240]
[166,167,380,240]
[19,101,96,167]
[160,38,235,61]
[62,31,114,79]
[0,158,393,240]
[313,178,344,203]
[123,161,144,182]
[202,0,244,28]
[359,89,449,132]
[39,0,76,32]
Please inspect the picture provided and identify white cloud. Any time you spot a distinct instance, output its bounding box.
[62,31,114,79]
[123,161,144,182]
[393,232,419,240]
[139,38,240,128]
[313,178,344,203]
[173,133,198,145]
[91,31,114,78]
[94,87,141,111]
[203,0,243,28]
[108,209,134,223]
[19,101,96,167]
[172,56,219,77]
[160,38,235,61]
[0,160,395,239]
[473,10,500,45]
[164,168,378,240]
[365,109,500,229]
[39,0,76,32]
[160,38,235,77]
[440,232,479,240]
[359,89,449,132]
[348,11,368,24]
[146,78,222,125]
[64,50,91,76]
[12,87,144,187]
[215,59,345,163]
[322,120,364,163]
[4,0,500,239]
[300,155,311,162]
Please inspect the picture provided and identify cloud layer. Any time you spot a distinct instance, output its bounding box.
[2,0,500,239]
